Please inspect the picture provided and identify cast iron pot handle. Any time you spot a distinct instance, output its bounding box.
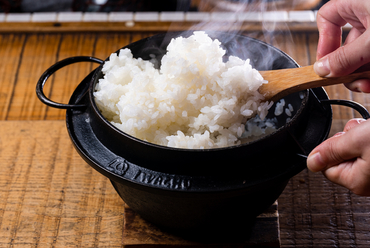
[36,56,103,109]
[321,99,370,119]
[296,99,369,160]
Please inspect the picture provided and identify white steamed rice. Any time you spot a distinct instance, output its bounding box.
[93,31,275,149]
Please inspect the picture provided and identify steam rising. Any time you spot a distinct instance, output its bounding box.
[167,0,296,72]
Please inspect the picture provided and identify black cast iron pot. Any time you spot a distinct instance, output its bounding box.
[36,31,370,238]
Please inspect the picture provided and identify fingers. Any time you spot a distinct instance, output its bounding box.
[343,27,363,46]
[307,119,370,196]
[307,119,367,172]
[311,0,370,196]
[314,32,370,77]
[306,132,357,172]
[306,133,346,172]
[322,159,370,196]
[343,118,367,131]
[344,78,370,93]
[316,1,346,60]
[344,64,370,92]
[315,0,370,77]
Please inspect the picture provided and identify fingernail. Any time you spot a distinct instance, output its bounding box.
[307,152,325,172]
[355,118,367,124]
[350,81,363,93]
[333,131,345,137]
[314,58,331,77]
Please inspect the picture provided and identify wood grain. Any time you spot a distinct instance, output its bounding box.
[259,65,370,101]
[0,34,26,120]
[0,32,155,121]
[0,121,125,247]
[0,30,370,247]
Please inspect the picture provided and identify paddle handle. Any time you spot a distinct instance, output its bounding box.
[259,65,370,101]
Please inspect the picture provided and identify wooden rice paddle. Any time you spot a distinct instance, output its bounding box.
[259,65,370,102]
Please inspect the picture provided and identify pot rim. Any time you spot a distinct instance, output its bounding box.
[67,71,312,192]
[63,31,333,192]
[67,71,331,192]
[88,31,308,152]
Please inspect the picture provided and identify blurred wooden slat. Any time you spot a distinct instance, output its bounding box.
[0,32,162,121]
[6,34,61,120]
[0,21,322,33]
[196,0,322,11]
[42,33,98,120]
[271,31,311,66]
[0,34,26,120]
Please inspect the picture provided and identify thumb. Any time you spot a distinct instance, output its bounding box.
[307,131,360,172]
[314,30,370,77]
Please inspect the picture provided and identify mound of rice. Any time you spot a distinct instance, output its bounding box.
[94,31,274,149]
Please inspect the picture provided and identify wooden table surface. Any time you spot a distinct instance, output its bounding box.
[1,26,370,247]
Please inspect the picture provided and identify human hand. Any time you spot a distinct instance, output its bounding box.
[314,0,370,93]
[307,118,370,196]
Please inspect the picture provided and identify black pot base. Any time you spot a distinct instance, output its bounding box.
[63,32,335,235]
[35,31,370,239]
[65,69,331,234]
